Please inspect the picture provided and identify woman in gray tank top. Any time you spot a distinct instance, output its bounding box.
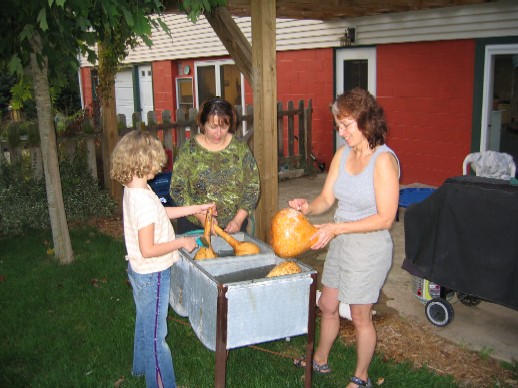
[291,88,400,388]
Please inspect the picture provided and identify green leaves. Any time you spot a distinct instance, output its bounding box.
[7,55,23,78]
[122,8,134,27]
[10,79,33,110]
[48,0,66,7]
[180,0,228,23]
[20,25,35,43]
[134,13,152,37]
[36,8,48,31]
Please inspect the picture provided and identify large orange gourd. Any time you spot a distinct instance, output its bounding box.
[213,224,261,256]
[270,208,318,258]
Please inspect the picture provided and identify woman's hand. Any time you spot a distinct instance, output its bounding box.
[288,198,309,214]
[224,219,241,234]
[223,209,248,234]
[310,223,337,250]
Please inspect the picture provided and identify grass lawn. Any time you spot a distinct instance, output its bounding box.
[0,227,462,387]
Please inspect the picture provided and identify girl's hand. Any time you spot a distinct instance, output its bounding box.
[183,237,199,253]
[288,198,309,214]
[310,223,337,250]
[197,203,216,214]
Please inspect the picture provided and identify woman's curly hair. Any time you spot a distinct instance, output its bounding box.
[330,88,388,150]
[110,130,166,186]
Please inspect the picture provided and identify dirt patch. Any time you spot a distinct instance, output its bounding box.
[91,216,517,387]
[339,313,516,387]
[87,215,124,240]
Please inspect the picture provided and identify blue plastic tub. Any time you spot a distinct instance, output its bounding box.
[399,188,435,208]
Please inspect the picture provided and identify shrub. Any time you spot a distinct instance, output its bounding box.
[0,146,116,237]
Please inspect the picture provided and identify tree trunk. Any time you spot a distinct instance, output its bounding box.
[29,34,74,264]
[98,44,123,208]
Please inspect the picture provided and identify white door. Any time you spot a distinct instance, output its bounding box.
[138,65,154,124]
[481,44,518,153]
[114,69,134,127]
[335,48,376,150]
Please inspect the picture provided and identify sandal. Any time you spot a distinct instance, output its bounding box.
[350,375,373,387]
[293,355,332,374]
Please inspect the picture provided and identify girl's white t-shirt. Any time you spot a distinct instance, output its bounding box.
[123,186,179,274]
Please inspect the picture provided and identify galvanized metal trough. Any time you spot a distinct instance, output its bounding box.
[170,232,317,388]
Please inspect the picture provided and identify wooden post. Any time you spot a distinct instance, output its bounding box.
[86,135,98,181]
[277,101,284,159]
[215,284,229,388]
[99,43,123,207]
[287,101,295,165]
[30,146,43,180]
[305,273,317,388]
[251,0,277,242]
[305,100,313,173]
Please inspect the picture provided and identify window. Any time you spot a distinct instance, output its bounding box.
[176,78,194,118]
[195,60,244,107]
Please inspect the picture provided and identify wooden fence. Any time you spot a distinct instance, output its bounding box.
[1,99,315,184]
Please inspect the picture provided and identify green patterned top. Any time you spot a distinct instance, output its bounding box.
[169,136,260,228]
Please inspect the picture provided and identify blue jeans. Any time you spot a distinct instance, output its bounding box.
[127,263,176,388]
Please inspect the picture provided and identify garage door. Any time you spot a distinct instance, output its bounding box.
[115,69,134,127]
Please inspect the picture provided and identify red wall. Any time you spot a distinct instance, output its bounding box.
[221,49,336,171]
[80,67,93,111]
[80,39,476,187]
[377,40,475,186]
[276,49,335,169]
[152,61,177,122]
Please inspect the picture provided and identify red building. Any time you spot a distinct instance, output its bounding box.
[80,2,518,186]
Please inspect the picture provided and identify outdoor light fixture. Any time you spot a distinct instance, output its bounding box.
[340,27,356,47]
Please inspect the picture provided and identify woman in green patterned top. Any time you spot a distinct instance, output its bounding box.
[169,98,260,234]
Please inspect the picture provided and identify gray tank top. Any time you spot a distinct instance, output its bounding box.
[333,144,399,222]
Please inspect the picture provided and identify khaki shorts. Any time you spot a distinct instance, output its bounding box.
[321,230,393,304]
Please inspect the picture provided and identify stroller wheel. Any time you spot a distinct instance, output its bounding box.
[425,298,454,327]
[457,292,481,307]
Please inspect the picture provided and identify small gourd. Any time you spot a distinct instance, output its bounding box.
[270,208,318,258]
[266,260,302,277]
[194,207,218,260]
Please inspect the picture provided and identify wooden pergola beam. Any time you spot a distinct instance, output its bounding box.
[205,7,253,85]
[251,0,278,242]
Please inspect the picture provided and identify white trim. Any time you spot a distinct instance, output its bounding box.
[480,43,518,151]
[176,77,194,112]
[193,59,245,108]
[138,65,153,124]
[78,68,84,109]
[335,48,376,96]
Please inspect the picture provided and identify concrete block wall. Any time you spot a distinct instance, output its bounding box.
[243,48,335,170]
[377,40,475,186]
[276,49,335,169]
[80,67,94,109]
[152,61,178,122]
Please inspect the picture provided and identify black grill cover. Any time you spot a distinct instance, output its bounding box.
[403,175,518,311]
